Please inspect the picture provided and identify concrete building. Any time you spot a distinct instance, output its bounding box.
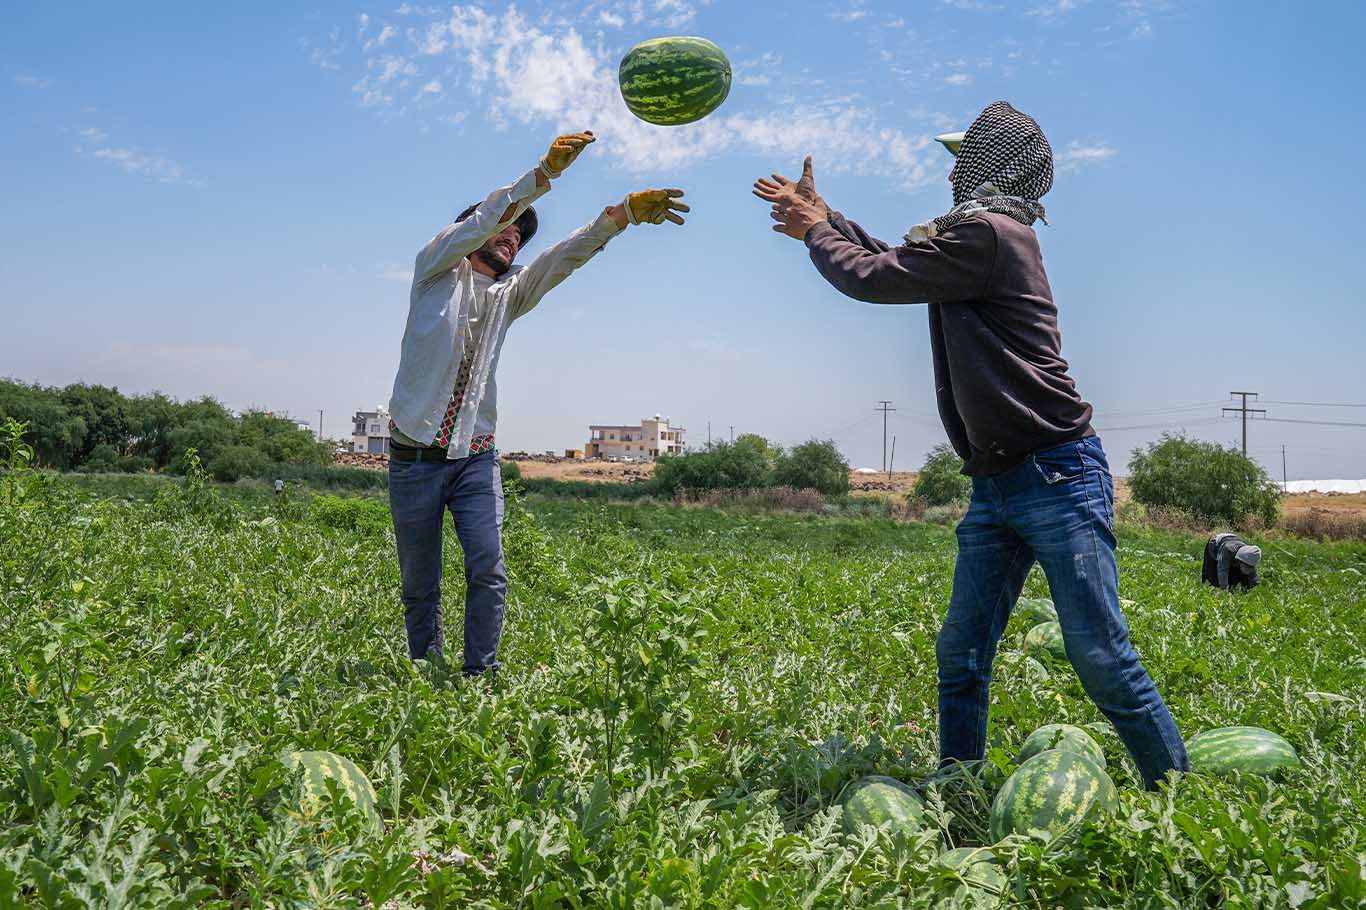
[586,414,685,461]
[352,407,392,455]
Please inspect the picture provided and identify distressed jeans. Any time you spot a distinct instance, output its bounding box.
[936,436,1188,789]
[388,450,506,675]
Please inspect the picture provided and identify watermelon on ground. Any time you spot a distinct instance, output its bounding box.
[619,37,732,126]
[989,749,1117,843]
[1018,724,1106,769]
[1187,726,1300,776]
[1017,596,1058,625]
[1023,621,1067,663]
[283,750,382,834]
[935,847,1007,904]
[840,774,926,837]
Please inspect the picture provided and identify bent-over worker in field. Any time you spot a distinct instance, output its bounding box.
[386,130,687,676]
[753,101,1188,789]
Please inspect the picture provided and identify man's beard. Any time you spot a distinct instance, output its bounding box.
[473,244,513,277]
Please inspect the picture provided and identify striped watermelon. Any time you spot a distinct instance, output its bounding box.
[1017,596,1058,625]
[283,750,382,834]
[840,775,926,837]
[989,749,1117,843]
[1187,726,1300,776]
[935,847,1007,904]
[1023,621,1067,663]
[1018,724,1106,769]
[619,37,732,126]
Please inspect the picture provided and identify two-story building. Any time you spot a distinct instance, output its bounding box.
[352,407,392,455]
[585,415,685,461]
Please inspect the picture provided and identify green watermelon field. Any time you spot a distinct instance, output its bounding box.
[2,457,1364,908]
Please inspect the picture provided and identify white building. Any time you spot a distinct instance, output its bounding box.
[586,414,685,461]
[352,407,392,455]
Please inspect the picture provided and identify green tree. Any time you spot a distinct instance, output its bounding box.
[911,444,971,506]
[1128,433,1281,527]
[653,442,772,493]
[772,438,850,495]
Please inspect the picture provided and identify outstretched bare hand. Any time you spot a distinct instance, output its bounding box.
[754,157,828,240]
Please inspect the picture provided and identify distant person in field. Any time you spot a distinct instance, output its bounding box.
[1202,532,1262,590]
[386,130,688,677]
[754,101,1188,788]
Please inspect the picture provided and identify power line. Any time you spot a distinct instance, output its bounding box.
[1261,400,1366,408]
[1262,416,1366,429]
[1094,417,1225,433]
[1100,400,1227,419]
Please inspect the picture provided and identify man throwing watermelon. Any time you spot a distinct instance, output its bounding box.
[754,101,1187,789]
[387,131,687,677]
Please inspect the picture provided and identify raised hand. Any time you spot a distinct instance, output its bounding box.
[625,188,689,226]
[752,156,827,213]
[539,131,596,178]
[754,157,828,240]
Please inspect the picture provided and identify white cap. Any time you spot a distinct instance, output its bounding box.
[1234,544,1262,568]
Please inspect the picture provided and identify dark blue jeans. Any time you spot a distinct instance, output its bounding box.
[936,436,1188,789]
[388,450,506,675]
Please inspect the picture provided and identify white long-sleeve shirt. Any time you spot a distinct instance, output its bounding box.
[387,167,622,455]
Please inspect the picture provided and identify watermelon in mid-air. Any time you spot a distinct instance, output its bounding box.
[1187,726,1300,776]
[1023,621,1067,663]
[840,775,926,837]
[1018,724,1107,769]
[989,749,1117,843]
[619,36,732,126]
[283,749,382,834]
[1017,596,1058,625]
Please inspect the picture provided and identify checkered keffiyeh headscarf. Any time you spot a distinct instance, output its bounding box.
[905,101,1054,245]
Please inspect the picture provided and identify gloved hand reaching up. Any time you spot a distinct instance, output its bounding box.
[538,131,596,180]
[623,189,689,225]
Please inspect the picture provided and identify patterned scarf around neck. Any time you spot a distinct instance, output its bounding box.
[905,100,1054,245]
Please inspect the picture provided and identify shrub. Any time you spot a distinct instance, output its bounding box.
[653,442,772,494]
[207,445,269,483]
[772,439,850,496]
[501,460,522,485]
[911,444,971,506]
[309,495,391,535]
[1128,433,1281,528]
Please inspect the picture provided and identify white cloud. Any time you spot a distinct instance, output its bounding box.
[339,4,938,188]
[1055,141,1116,172]
[597,10,625,27]
[943,72,972,86]
[651,0,696,28]
[75,127,197,185]
[830,1,869,23]
[305,27,344,70]
[14,74,52,88]
[381,265,414,283]
[1028,0,1083,16]
[416,79,443,99]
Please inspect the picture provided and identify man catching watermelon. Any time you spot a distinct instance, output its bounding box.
[387,130,688,677]
[754,101,1188,789]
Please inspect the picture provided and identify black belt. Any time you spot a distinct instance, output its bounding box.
[389,442,453,462]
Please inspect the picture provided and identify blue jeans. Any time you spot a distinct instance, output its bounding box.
[388,450,506,675]
[936,436,1188,789]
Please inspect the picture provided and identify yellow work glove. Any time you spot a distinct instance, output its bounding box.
[624,188,689,226]
[539,131,595,178]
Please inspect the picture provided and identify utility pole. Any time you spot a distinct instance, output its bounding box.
[707,421,711,446]
[1282,444,1287,492]
[317,409,324,442]
[875,401,896,472]
[888,435,896,481]
[1222,391,1266,456]
[729,425,734,443]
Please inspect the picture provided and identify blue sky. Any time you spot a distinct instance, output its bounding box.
[3,1,1364,477]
